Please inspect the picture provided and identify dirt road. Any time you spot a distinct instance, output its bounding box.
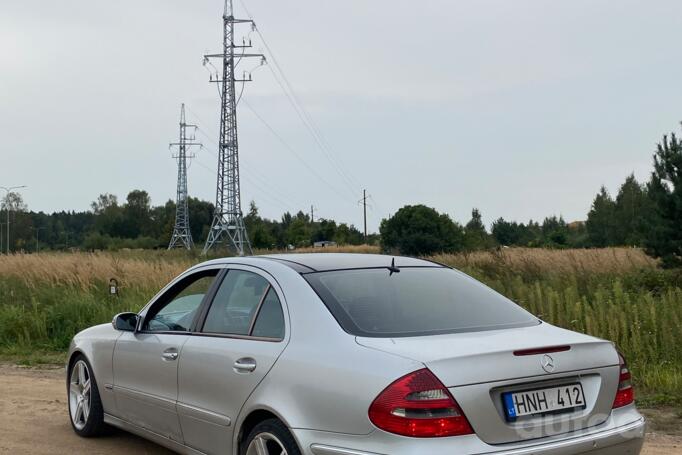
[0,364,679,454]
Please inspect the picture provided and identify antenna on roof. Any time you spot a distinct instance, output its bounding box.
[388,257,400,276]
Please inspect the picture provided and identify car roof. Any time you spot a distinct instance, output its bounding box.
[258,253,445,273]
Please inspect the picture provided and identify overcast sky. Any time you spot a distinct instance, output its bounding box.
[2,0,681,232]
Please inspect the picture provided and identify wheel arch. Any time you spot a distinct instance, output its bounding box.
[235,407,300,454]
[67,349,87,375]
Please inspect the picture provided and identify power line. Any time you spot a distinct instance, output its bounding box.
[190,121,311,210]
[194,157,300,214]
[241,98,357,206]
[185,107,313,209]
[238,0,362,199]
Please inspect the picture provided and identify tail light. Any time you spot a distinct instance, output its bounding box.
[368,368,473,438]
[612,352,634,409]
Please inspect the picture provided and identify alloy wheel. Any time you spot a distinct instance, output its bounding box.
[246,432,289,455]
[69,360,92,430]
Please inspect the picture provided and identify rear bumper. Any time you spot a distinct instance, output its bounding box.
[300,411,645,455]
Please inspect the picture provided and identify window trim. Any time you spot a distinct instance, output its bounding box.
[247,284,272,335]
[195,268,286,343]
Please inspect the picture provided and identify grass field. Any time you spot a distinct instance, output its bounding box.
[0,247,680,405]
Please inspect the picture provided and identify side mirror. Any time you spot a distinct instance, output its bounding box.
[112,312,139,332]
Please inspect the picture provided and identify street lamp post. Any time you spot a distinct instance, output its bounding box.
[0,185,28,255]
[31,226,46,252]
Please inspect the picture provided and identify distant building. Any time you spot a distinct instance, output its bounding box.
[567,220,586,230]
[313,241,337,248]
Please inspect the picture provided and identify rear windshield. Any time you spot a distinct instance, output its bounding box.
[304,267,539,337]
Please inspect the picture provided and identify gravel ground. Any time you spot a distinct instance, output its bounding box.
[0,364,678,454]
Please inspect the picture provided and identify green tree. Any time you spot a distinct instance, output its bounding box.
[541,216,569,247]
[312,219,337,243]
[285,216,311,247]
[122,190,152,238]
[380,205,465,256]
[244,201,277,249]
[586,186,617,247]
[334,223,364,245]
[188,197,214,244]
[90,194,118,214]
[645,127,682,267]
[463,208,492,250]
[1,192,32,252]
[91,193,123,238]
[614,175,652,246]
[491,218,537,246]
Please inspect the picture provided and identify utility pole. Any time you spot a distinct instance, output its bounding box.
[31,226,46,252]
[0,185,27,255]
[310,205,315,224]
[168,104,201,250]
[202,0,265,256]
[359,189,368,243]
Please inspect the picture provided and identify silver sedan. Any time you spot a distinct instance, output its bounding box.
[67,253,645,455]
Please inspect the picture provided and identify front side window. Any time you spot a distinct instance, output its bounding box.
[304,267,539,337]
[202,270,285,340]
[144,271,218,332]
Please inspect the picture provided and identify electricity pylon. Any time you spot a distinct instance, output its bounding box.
[168,104,201,250]
[202,0,265,256]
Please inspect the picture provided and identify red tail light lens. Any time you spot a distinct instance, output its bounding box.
[612,352,634,409]
[368,368,473,438]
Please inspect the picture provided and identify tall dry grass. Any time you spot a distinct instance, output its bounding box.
[0,252,193,291]
[432,247,657,277]
[0,247,680,403]
[0,247,655,292]
[0,247,382,291]
[255,244,381,255]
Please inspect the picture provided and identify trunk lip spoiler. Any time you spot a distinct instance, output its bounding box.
[513,345,571,356]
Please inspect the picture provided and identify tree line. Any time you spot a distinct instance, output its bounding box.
[2,123,682,265]
[380,123,682,267]
[0,191,372,253]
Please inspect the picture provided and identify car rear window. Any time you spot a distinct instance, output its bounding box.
[304,267,539,337]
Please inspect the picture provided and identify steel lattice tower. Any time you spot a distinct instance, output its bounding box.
[202,0,264,256]
[168,104,201,250]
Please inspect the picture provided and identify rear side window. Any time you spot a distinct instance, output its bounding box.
[304,267,538,337]
[202,270,285,340]
[251,288,285,339]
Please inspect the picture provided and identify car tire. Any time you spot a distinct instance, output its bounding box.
[242,418,302,455]
[67,354,107,437]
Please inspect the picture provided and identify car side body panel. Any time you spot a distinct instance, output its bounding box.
[177,263,292,455]
[231,260,424,452]
[67,323,120,416]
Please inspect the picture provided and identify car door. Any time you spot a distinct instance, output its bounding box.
[112,268,220,443]
[177,266,289,455]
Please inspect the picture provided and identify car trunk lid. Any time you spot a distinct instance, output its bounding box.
[357,323,621,444]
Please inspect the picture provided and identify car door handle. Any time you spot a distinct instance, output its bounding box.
[233,358,257,373]
[162,348,179,361]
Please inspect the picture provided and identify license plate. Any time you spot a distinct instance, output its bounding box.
[502,383,586,421]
